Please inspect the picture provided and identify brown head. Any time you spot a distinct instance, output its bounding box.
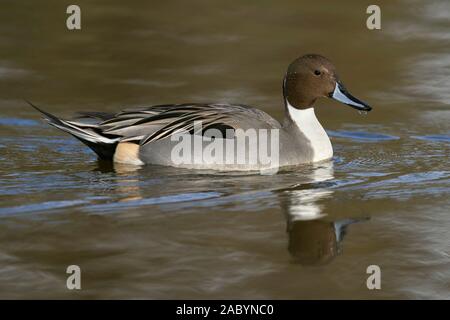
[283,54,371,111]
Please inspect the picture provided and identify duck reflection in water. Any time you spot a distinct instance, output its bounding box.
[95,160,144,202]
[279,162,368,266]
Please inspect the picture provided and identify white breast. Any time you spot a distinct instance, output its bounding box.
[287,103,333,162]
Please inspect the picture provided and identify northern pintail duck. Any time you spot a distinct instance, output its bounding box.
[30,54,371,171]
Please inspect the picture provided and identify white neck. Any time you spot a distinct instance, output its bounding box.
[286,102,333,162]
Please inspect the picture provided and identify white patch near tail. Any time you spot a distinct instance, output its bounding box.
[113,142,144,165]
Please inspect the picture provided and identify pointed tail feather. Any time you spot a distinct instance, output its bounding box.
[27,100,119,159]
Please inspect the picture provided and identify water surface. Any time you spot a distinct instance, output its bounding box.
[0,0,449,299]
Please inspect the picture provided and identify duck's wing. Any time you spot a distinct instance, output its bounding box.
[31,102,281,159]
[95,103,281,145]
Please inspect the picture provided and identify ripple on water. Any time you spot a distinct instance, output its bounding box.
[370,171,450,186]
[328,130,400,142]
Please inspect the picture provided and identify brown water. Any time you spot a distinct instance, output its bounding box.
[0,0,449,299]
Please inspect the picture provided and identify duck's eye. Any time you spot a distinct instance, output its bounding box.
[314,70,321,76]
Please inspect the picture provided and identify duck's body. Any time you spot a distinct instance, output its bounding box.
[30,54,370,172]
[134,103,333,170]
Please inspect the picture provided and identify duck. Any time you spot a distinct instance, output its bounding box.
[29,54,371,172]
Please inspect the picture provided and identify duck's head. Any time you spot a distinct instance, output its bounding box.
[283,54,371,112]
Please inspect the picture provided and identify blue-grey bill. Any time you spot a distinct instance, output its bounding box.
[331,82,372,111]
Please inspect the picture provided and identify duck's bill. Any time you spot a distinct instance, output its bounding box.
[329,82,372,111]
